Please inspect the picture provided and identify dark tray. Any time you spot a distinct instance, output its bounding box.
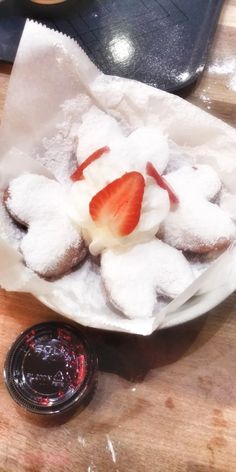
[0,0,223,92]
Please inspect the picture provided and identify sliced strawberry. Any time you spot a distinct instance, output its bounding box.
[89,172,145,237]
[146,162,179,205]
[71,146,110,182]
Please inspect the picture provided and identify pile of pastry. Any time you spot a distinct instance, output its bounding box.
[3,107,235,319]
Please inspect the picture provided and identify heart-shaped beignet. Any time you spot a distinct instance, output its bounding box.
[101,239,194,319]
[160,165,235,253]
[4,174,87,279]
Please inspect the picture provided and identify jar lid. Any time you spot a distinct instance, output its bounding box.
[4,322,97,415]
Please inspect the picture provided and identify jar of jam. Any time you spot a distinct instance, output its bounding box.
[4,321,98,415]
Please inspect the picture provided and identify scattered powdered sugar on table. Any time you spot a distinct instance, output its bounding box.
[199,88,212,111]
[209,58,236,91]
[230,76,236,92]
[209,58,236,75]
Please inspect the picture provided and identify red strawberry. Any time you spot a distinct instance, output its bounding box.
[146,162,179,205]
[71,146,110,182]
[89,172,145,236]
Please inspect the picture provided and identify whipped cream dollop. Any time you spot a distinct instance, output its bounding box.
[68,116,170,255]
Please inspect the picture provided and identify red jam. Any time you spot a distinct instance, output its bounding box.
[4,322,97,415]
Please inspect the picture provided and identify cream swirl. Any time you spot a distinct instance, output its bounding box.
[68,125,170,255]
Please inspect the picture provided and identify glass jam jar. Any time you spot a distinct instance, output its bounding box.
[4,321,98,415]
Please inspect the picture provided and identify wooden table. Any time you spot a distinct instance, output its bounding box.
[1,2,236,471]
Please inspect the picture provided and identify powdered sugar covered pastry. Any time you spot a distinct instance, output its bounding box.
[69,175,170,256]
[0,193,23,250]
[76,106,125,161]
[2,116,236,322]
[70,118,170,255]
[4,174,87,279]
[160,165,235,253]
[81,127,169,188]
[101,240,194,319]
[77,106,169,181]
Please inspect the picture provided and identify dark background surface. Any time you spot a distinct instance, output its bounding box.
[0,0,224,91]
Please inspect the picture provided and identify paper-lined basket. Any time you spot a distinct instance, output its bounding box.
[1,21,236,335]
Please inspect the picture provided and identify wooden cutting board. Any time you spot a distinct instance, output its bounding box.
[1,1,236,471]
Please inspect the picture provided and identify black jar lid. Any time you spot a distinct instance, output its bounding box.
[4,321,97,415]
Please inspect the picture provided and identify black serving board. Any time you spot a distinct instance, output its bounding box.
[0,0,224,92]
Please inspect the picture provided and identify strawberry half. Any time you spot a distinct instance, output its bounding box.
[89,172,145,237]
[146,162,179,205]
[71,146,110,182]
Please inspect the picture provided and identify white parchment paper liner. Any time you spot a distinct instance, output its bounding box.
[1,20,236,335]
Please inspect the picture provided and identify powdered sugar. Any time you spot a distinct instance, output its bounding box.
[209,58,236,92]
[230,75,236,92]
[69,109,170,254]
[220,190,236,220]
[0,193,23,250]
[101,239,194,319]
[39,133,77,186]
[34,95,93,185]
[69,179,170,256]
[5,174,86,277]
[161,166,235,251]
[166,165,221,200]
[189,259,210,279]
[52,259,107,315]
[164,141,194,173]
[3,133,236,319]
[209,58,236,76]
[1,20,236,333]
[76,105,126,162]
[77,108,169,176]
[37,97,169,189]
